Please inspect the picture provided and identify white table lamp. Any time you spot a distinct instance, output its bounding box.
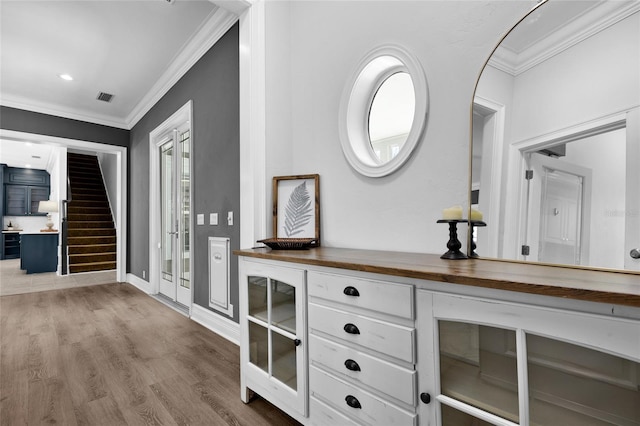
[38,200,59,231]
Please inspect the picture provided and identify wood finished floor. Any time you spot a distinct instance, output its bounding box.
[0,282,301,426]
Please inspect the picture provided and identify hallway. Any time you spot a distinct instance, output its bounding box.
[0,282,299,425]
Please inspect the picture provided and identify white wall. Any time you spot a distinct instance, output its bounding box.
[262,1,535,253]
[97,152,118,225]
[565,129,626,269]
[511,12,640,142]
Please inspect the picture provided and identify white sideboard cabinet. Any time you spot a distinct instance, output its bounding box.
[237,248,640,426]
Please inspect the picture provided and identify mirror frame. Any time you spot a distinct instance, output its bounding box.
[467,0,640,275]
[467,0,548,259]
[339,45,429,177]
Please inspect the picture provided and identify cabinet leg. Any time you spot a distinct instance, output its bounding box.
[241,386,255,403]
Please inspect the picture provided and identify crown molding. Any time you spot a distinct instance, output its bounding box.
[490,1,640,76]
[0,96,129,129]
[125,7,238,128]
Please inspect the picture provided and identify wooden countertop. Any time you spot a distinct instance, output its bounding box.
[235,247,640,308]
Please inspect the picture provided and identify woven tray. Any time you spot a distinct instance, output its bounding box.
[257,237,318,250]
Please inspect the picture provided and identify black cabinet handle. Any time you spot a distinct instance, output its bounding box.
[344,359,361,372]
[343,286,360,297]
[343,323,360,335]
[345,395,361,409]
[294,339,301,347]
[420,393,431,404]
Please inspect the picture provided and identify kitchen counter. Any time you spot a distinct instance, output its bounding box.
[235,247,640,308]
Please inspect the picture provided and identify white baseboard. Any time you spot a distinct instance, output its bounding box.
[126,273,153,294]
[191,304,240,346]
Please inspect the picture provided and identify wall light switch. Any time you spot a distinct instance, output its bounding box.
[227,211,233,226]
[210,213,218,225]
[197,214,205,225]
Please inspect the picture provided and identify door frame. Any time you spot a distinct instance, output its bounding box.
[472,96,506,258]
[0,129,128,282]
[502,110,634,263]
[149,101,193,309]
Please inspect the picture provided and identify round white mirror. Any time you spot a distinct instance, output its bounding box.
[339,45,428,177]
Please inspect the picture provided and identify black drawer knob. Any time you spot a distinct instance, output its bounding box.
[294,339,301,347]
[420,393,431,404]
[343,286,360,297]
[344,359,361,372]
[345,395,361,409]
[343,323,360,335]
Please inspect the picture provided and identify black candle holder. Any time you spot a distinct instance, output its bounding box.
[437,219,468,260]
[469,220,486,258]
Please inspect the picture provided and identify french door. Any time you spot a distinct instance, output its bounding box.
[158,125,191,307]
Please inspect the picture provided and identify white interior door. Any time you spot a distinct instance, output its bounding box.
[158,126,191,307]
[525,153,592,266]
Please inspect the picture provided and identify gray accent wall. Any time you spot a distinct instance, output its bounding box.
[0,106,129,147]
[129,23,240,321]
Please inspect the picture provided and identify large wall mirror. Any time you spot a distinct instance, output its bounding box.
[470,0,640,272]
[339,45,428,177]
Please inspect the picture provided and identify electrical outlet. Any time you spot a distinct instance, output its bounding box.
[142,270,146,279]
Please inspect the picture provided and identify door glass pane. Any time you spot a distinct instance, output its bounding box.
[179,130,190,289]
[527,333,640,425]
[439,320,519,423]
[441,404,494,426]
[271,280,296,334]
[272,330,297,391]
[248,276,268,322]
[160,142,174,281]
[248,321,268,373]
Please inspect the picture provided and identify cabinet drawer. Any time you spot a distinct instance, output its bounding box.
[309,303,414,363]
[310,366,417,426]
[308,271,413,319]
[310,396,358,426]
[310,334,416,405]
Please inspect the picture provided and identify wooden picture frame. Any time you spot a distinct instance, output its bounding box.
[272,174,320,247]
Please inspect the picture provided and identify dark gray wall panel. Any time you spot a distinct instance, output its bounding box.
[129,23,240,322]
[0,106,129,147]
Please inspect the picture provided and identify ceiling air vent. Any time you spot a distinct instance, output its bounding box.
[96,92,114,103]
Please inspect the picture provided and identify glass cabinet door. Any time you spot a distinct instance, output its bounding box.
[422,291,640,426]
[247,275,301,393]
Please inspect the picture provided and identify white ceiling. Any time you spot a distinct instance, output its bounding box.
[0,0,230,130]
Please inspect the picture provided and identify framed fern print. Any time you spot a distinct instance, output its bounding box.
[273,174,320,246]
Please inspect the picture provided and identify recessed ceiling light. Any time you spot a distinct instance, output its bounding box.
[25,164,32,168]
[59,74,74,81]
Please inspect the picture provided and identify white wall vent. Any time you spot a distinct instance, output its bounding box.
[208,237,233,317]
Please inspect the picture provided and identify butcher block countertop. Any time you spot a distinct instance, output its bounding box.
[235,247,640,308]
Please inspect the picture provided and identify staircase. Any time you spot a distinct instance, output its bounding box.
[66,153,116,273]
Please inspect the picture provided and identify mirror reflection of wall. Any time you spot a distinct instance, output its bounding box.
[368,71,415,162]
[471,0,640,271]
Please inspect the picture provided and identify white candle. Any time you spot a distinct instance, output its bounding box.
[470,208,483,221]
[442,205,463,220]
